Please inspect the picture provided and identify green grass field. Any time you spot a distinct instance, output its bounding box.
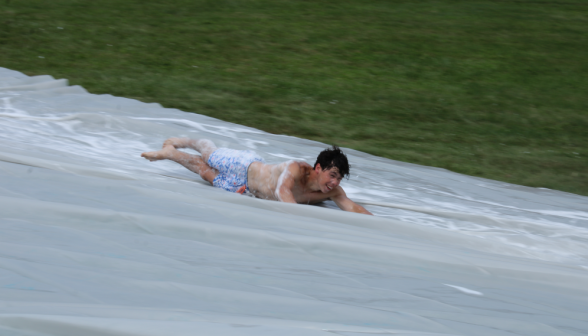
[1,0,587,195]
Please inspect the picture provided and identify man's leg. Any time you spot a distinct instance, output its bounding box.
[162,138,218,163]
[141,144,218,184]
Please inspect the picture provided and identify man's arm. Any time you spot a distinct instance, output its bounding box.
[330,188,373,215]
[275,163,299,203]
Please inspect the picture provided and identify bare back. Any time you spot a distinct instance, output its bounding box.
[246,161,297,201]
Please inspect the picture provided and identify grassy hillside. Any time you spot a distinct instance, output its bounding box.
[1,0,587,195]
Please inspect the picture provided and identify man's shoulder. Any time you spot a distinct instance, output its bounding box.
[281,161,312,184]
[286,161,312,173]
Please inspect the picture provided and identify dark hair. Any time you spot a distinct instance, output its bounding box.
[313,145,350,178]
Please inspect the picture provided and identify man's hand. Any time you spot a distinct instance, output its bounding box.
[331,188,373,215]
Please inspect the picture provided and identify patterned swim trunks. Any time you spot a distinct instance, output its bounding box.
[207,148,265,192]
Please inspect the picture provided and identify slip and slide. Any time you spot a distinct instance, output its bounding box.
[1,67,587,336]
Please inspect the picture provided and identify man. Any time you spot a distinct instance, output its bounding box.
[141,138,372,215]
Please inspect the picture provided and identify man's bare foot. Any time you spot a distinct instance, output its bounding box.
[141,145,176,162]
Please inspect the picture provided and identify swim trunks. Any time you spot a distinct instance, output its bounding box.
[207,148,265,192]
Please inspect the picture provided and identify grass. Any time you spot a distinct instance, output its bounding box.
[1,0,587,195]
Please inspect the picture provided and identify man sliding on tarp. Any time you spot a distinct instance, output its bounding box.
[141,138,372,215]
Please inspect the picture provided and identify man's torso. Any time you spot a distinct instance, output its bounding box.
[247,161,339,204]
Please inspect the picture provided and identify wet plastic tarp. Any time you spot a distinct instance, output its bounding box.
[0,67,587,336]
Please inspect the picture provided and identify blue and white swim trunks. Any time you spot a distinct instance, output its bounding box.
[207,148,265,192]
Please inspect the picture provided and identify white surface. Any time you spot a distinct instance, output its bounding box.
[0,67,587,336]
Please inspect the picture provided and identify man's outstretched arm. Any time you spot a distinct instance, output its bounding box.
[331,188,373,215]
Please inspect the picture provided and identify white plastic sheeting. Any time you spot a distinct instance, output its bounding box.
[0,67,587,336]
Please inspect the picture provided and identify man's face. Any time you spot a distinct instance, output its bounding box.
[316,164,343,193]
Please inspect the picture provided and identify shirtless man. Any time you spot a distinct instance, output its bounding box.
[141,138,372,215]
